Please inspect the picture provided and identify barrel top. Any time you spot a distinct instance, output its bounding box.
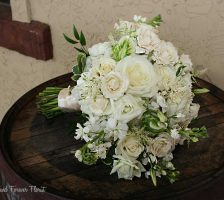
[1,73,224,199]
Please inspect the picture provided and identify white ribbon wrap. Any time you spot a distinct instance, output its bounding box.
[58,88,80,112]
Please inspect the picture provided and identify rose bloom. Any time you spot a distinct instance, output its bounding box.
[137,25,160,52]
[116,55,158,97]
[101,71,129,99]
[147,134,175,157]
[88,42,111,57]
[110,156,146,180]
[112,94,145,123]
[80,95,110,116]
[92,57,116,76]
[116,134,144,161]
[152,41,179,66]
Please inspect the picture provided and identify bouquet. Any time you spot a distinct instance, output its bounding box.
[37,15,209,186]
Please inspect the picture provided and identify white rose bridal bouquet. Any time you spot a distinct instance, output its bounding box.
[37,15,209,186]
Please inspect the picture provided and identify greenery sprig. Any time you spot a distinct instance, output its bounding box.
[146,14,163,27]
[63,25,89,56]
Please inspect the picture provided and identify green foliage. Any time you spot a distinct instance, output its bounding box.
[176,65,186,76]
[193,88,210,94]
[112,39,133,61]
[179,126,208,142]
[141,110,167,137]
[36,87,63,119]
[71,53,87,81]
[63,24,89,56]
[146,15,163,27]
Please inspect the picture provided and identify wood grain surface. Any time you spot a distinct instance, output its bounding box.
[0,73,224,200]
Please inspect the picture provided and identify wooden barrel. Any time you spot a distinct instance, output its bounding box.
[0,73,224,200]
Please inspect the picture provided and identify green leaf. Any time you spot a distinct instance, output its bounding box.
[193,88,210,94]
[74,46,86,54]
[80,31,86,46]
[147,14,163,27]
[150,169,157,186]
[73,24,80,40]
[63,33,78,44]
[176,65,186,76]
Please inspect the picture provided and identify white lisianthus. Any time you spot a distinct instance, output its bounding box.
[87,95,109,115]
[155,65,176,91]
[116,134,144,161]
[116,55,158,97]
[88,42,111,57]
[137,25,160,52]
[112,94,145,123]
[75,150,82,162]
[101,71,129,99]
[147,134,175,157]
[152,41,179,66]
[110,155,146,180]
[180,54,193,72]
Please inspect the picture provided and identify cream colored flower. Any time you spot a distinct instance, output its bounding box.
[110,155,146,180]
[116,134,144,161]
[155,65,176,91]
[116,55,158,97]
[147,134,175,157]
[88,95,110,116]
[92,57,116,76]
[137,25,160,52]
[152,41,179,66]
[112,94,145,123]
[101,71,129,99]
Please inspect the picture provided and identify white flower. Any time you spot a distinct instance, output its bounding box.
[133,15,146,23]
[180,54,193,72]
[110,155,146,180]
[112,94,145,123]
[92,57,116,76]
[101,71,129,99]
[75,150,82,162]
[74,123,91,142]
[90,142,112,159]
[58,88,80,112]
[104,119,128,141]
[155,65,176,91]
[116,134,144,161]
[137,25,160,52]
[147,134,175,157]
[87,95,110,116]
[152,41,179,66]
[189,103,200,120]
[170,128,180,140]
[116,55,158,97]
[88,42,111,57]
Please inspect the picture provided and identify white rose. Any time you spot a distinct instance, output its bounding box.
[116,134,144,161]
[58,88,80,112]
[81,95,110,116]
[155,65,176,91]
[152,41,179,66]
[180,54,193,72]
[148,134,175,157]
[137,25,160,52]
[112,94,145,123]
[88,42,111,57]
[116,55,158,97]
[101,71,129,99]
[92,57,116,76]
[110,155,146,180]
